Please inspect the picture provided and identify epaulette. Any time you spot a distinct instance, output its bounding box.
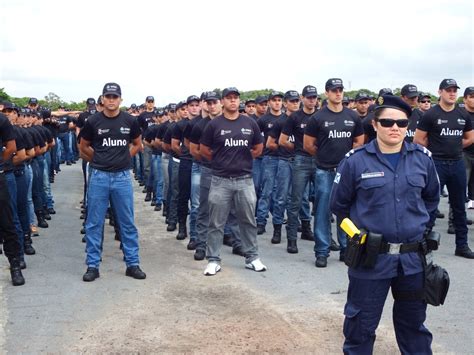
[415,145,432,157]
[345,146,365,158]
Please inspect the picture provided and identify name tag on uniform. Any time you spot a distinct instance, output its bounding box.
[361,172,384,179]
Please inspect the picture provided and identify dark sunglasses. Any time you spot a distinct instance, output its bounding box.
[420,100,431,104]
[376,118,409,128]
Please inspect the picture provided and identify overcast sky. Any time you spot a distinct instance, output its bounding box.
[1,0,473,106]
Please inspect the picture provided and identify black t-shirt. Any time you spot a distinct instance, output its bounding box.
[200,114,263,177]
[0,113,15,169]
[57,115,71,134]
[189,116,212,168]
[77,110,97,142]
[463,109,474,155]
[19,127,35,151]
[144,125,161,155]
[40,125,54,144]
[81,111,141,172]
[305,106,363,169]
[281,109,314,157]
[268,115,295,159]
[156,121,170,141]
[137,111,155,135]
[4,126,28,172]
[404,109,423,143]
[417,105,473,160]
[163,121,179,159]
[30,125,47,148]
[258,112,283,157]
[172,119,192,160]
[362,112,376,143]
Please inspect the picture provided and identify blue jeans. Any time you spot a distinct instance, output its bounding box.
[314,167,346,257]
[70,131,79,160]
[151,154,164,205]
[256,156,279,226]
[5,172,25,258]
[273,158,293,225]
[343,272,431,354]
[85,169,140,268]
[190,162,201,240]
[286,155,315,241]
[25,164,35,225]
[58,132,72,162]
[433,159,468,248]
[43,151,54,209]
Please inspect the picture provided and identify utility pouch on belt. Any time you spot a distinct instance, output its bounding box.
[423,252,450,306]
[361,232,383,269]
[340,218,367,269]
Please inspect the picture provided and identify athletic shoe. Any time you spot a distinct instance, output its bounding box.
[245,258,267,272]
[204,262,221,276]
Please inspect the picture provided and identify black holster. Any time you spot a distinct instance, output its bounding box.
[422,252,450,306]
[361,232,383,269]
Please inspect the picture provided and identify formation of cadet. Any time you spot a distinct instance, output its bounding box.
[1,79,473,280]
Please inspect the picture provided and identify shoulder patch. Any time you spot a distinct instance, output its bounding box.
[345,146,365,158]
[415,145,432,157]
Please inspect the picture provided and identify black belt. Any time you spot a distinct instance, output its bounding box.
[317,166,337,172]
[379,241,422,255]
[279,156,295,161]
[215,174,252,180]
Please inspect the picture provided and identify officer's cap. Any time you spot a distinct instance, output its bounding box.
[375,95,412,117]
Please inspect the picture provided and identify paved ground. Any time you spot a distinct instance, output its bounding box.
[0,163,473,353]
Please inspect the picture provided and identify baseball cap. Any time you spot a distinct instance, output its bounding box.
[86,97,96,106]
[378,88,393,97]
[355,92,371,102]
[284,90,300,100]
[463,86,474,97]
[205,91,221,101]
[375,95,412,117]
[439,79,460,90]
[41,108,51,119]
[146,96,154,102]
[255,95,268,104]
[102,82,121,96]
[130,103,137,109]
[268,91,284,100]
[168,103,177,111]
[186,95,200,104]
[245,99,256,105]
[222,87,240,97]
[28,97,38,105]
[239,102,246,112]
[302,85,318,97]
[325,78,344,91]
[176,101,187,110]
[97,96,103,105]
[200,92,208,101]
[2,102,19,112]
[342,97,350,104]
[418,92,431,100]
[400,84,419,98]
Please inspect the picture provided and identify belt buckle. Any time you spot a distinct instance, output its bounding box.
[388,243,402,254]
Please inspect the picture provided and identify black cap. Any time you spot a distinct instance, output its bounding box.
[418,92,431,100]
[302,85,318,97]
[325,78,344,91]
[376,95,412,117]
[168,103,177,111]
[41,108,51,119]
[130,103,137,109]
[97,96,103,105]
[86,97,96,106]
[186,95,200,104]
[102,82,122,96]
[205,91,221,101]
[463,86,474,97]
[176,101,187,110]
[401,84,419,98]
[156,108,165,116]
[268,91,284,100]
[28,97,38,105]
[355,92,371,102]
[2,102,19,112]
[245,99,256,105]
[378,88,393,97]
[342,96,349,104]
[284,90,300,100]
[200,92,208,100]
[439,79,460,90]
[146,96,154,102]
[255,95,268,104]
[222,87,240,97]
[239,102,246,112]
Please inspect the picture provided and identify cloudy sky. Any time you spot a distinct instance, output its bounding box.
[1,0,472,106]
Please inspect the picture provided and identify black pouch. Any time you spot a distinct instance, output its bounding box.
[423,253,450,306]
[344,234,366,268]
[361,232,383,269]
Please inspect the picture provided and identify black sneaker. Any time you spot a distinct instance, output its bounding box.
[80,227,85,234]
[257,225,266,235]
[11,267,25,286]
[330,238,341,251]
[83,267,100,282]
[435,210,445,219]
[194,249,206,261]
[315,256,327,268]
[166,223,176,232]
[154,204,162,212]
[125,266,146,279]
[48,208,56,215]
[187,239,198,250]
[455,246,474,259]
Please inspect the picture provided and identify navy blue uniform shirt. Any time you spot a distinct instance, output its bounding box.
[330,140,440,279]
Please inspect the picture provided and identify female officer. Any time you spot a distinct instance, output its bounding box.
[330,95,440,354]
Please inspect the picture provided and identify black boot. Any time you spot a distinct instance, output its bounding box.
[300,220,313,241]
[36,210,49,228]
[287,239,298,254]
[271,224,282,244]
[9,259,25,286]
[144,187,152,202]
[24,233,36,255]
[162,202,168,217]
[176,216,188,240]
[150,192,156,206]
[257,224,266,235]
[43,207,51,220]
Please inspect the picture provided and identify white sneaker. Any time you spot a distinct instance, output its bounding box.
[245,258,267,272]
[204,262,221,276]
[468,200,474,209]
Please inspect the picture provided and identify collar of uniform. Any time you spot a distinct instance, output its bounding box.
[365,140,414,156]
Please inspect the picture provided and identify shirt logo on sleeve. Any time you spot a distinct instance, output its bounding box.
[361,172,384,179]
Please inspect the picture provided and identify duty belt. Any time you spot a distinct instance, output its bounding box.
[379,241,421,255]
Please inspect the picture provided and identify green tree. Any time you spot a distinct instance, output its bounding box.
[0,88,11,102]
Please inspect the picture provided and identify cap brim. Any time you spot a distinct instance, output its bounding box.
[443,85,460,90]
[405,92,419,98]
[103,92,121,96]
[224,91,240,97]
